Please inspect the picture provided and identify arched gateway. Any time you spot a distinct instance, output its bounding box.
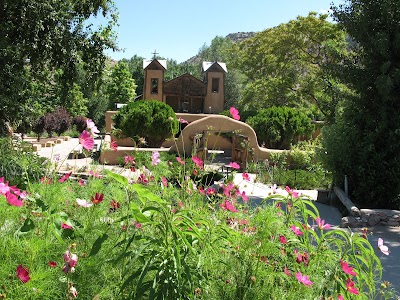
[169,115,283,163]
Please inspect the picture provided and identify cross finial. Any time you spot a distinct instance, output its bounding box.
[152,50,159,59]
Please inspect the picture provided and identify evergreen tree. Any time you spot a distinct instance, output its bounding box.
[322,0,400,208]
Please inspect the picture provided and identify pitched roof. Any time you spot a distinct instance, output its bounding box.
[143,59,167,70]
[202,61,227,73]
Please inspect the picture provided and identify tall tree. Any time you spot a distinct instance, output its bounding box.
[321,0,400,208]
[106,61,137,108]
[121,55,145,96]
[0,0,118,135]
[233,13,350,122]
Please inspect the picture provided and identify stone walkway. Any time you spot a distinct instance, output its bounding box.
[35,137,400,295]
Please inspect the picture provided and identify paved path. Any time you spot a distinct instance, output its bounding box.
[35,138,400,295]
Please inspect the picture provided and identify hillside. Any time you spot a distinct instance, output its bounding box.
[184,31,256,64]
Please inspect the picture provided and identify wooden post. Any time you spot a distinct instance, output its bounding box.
[333,186,361,217]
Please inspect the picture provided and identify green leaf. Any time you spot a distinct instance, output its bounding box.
[104,169,128,186]
[129,203,151,223]
[89,233,109,256]
[130,184,166,204]
[15,217,35,235]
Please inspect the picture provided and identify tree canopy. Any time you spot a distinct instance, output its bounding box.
[321,0,400,208]
[106,61,136,108]
[0,0,118,134]
[232,13,350,123]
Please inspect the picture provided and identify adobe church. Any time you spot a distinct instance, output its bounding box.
[141,59,227,114]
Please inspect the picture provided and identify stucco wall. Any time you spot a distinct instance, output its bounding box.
[204,72,224,113]
[169,115,284,161]
[144,69,163,102]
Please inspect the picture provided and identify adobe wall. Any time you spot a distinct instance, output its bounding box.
[169,115,284,161]
[204,71,224,113]
[144,69,163,102]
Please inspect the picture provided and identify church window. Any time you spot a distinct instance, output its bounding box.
[151,78,158,94]
[212,78,219,93]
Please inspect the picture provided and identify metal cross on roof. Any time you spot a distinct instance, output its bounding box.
[152,50,159,59]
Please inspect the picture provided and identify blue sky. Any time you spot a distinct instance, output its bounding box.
[99,0,344,63]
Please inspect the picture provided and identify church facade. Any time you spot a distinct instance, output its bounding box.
[141,59,227,114]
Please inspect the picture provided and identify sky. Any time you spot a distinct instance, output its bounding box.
[96,0,345,63]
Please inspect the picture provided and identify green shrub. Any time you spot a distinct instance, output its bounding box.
[113,100,178,147]
[319,114,400,209]
[246,106,314,149]
[0,138,47,188]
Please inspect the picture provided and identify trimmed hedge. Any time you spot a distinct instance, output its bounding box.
[246,106,313,149]
[113,100,178,147]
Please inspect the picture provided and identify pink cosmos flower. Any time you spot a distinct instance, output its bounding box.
[220,200,238,212]
[223,182,237,198]
[242,173,250,181]
[240,190,248,202]
[58,172,72,183]
[206,188,216,196]
[316,217,331,230]
[6,192,24,206]
[78,179,86,186]
[284,267,291,276]
[290,225,303,236]
[192,156,203,169]
[86,118,100,137]
[63,250,78,274]
[76,198,93,208]
[229,162,240,169]
[134,222,142,229]
[295,250,309,266]
[161,176,168,187]
[285,186,299,198]
[124,155,135,165]
[0,177,10,194]
[279,235,287,244]
[229,107,240,120]
[296,272,313,287]
[346,278,359,295]
[110,140,118,151]
[16,264,30,283]
[340,260,357,276]
[151,150,161,165]
[199,187,205,195]
[178,117,188,124]
[79,130,95,151]
[176,157,185,165]
[338,295,344,300]
[378,238,389,255]
[61,223,73,229]
[138,174,149,185]
[18,190,28,200]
